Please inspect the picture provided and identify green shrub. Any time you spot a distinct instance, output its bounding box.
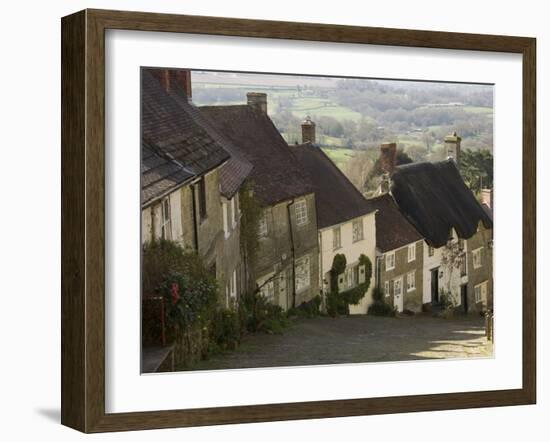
[371,286,385,302]
[289,295,322,318]
[368,301,396,317]
[239,291,289,334]
[210,308,241,351]
[326,291,349,317]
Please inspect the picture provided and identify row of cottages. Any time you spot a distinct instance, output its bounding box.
[141,67,377,312]
[141,66,492,316]
[372,137,494,315]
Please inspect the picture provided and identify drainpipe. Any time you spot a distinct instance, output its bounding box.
[318,230,325,312]
[190,184,199,252]
[286,199,296,308]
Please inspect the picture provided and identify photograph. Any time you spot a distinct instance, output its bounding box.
[140,67,494,374]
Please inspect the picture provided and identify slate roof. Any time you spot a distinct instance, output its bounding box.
[390,160,493,248]
[291,143,376,229]
[141,141,195,207]
[177,101,253,199]
[198,105,314,206]
[368,194,424,253]
[141,70,233,206]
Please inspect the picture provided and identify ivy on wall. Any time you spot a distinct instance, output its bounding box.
[327,253,372,317]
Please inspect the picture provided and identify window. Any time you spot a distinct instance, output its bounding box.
[460,256,467,276]
[295,255,311,292]
[222,201,229,238]
[198,177,207,220]
[428,246,434,257]
[473,247,483,269]
[474,281,488,304]
[407,243,416,262]
[295,199,308,226]
[333,226,342,250]
[258,211,268,237]
[394,277,403,297]
[406,271,416,292]
[231,197,237,228]
[230,269,237,298]
[352,219,364,242]
[386,252,395,271]
[384,280,390,297]
[161,197,171,240]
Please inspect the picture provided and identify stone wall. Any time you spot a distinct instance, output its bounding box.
[255,193,320,309]
[466,223,493,313]
[379,240,424,312]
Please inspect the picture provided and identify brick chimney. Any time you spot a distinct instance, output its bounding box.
[379,142,397,175]
[246,92,267,114]
[301,116,316,144]
[445,132,461,165]
[149,68,192,101]
[480,188,493,209]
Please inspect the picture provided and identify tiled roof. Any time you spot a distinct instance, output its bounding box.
[198,105,314,206]
[368,194,424,253]
[141,70,231,205]
[291,143,376,229]
[177,101,253,199]
[141,141,195,207]
[390,160,493,248]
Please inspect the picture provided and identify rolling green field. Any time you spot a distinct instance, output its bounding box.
[286,97,363,121]
[321,147,356,168]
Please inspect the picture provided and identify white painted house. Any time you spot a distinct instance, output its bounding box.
[292,121,378,314]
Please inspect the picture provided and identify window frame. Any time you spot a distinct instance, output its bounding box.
[407,243,416,262]
[222,201,230,239]
[197,177,207,221]
[161,197,171,240]
[352,219,364,243]
[406,271,416,292]
[473,247,483,269]
[294,199,308,226]
[386,251,395,271]
[332,226,342,250]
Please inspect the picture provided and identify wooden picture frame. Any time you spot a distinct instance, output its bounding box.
[61,8,536,433]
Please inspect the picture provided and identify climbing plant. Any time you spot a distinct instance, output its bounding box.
[238,180,263,293]
[327,253,373,317]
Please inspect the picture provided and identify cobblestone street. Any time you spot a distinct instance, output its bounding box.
[189,314,493,371]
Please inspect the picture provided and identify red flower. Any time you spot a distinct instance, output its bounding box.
[171,282,180,305]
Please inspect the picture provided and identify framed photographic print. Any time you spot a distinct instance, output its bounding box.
[61,9,536,433]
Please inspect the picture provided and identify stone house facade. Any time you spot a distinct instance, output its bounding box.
[199,95,320,309]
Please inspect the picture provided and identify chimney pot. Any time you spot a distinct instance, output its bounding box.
[246,92,268,114]
[444,131,462,165]
[301,116,316,144]
[149,68,192,101]
[379,142,397,175]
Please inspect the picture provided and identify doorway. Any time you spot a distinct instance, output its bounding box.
[431,267,439,304]
[461,284,469,314]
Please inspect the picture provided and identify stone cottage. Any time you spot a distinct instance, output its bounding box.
[390,137,493,314]
[141,68,252,308]
[369,192,425,313]
[199,94,320,309]
[291,118,377,314]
